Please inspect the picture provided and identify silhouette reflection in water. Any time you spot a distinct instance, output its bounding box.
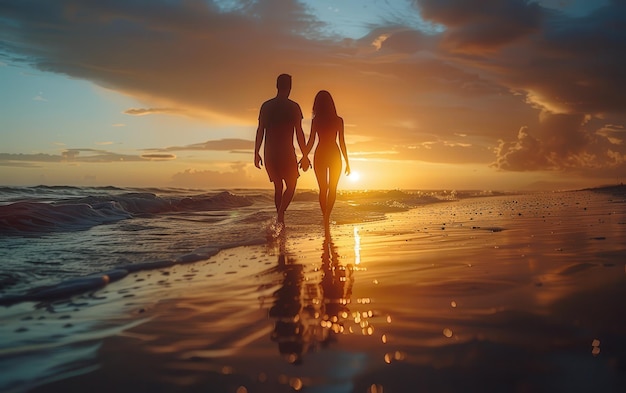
[269,231,354,364]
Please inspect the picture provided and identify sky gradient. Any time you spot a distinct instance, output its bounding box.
[1,0,625,191]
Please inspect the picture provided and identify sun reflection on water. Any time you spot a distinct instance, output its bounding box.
[268,230,356,365]
[262,225,399,392]
[354,226,361,265]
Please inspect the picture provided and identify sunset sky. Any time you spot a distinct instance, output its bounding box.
[1,0,625,191]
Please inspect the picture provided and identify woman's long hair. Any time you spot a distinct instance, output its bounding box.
[312,90,338,122]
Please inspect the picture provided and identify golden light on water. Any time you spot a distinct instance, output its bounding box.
[354,226,361,265]
[384,350,406,364]
[369,383,384,393]
[290,377,303,391]
[394,351,406,361]
[592,339,601,356]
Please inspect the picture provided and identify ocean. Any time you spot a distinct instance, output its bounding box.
[1,185,625,393]
[0,186,469,304]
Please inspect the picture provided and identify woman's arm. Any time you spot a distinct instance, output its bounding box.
[299,122,317,170]
[303,122,317,157]
[338,117,350,175]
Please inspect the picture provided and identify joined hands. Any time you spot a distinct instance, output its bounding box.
[299,156,311,172]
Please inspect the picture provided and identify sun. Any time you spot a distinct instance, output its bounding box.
[348,170,361,183]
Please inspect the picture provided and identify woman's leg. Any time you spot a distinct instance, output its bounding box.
[315,146,342,225]
[315,165,329,221]
[326,162,342,223]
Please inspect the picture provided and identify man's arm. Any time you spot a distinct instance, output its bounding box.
[295,119,311,171]
[295,120,307,155]
[299,123,315,171]
[303,123,316,157]
[254,119,264,168]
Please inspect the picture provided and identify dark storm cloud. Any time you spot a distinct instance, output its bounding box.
[411,0,626,173]
[415,0,543,52]
[493,112,625,172]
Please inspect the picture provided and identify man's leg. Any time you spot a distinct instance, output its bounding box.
[273,180,284,213]
[277,177,297,224]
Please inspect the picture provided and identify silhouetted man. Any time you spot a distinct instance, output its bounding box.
[254,74,307,225]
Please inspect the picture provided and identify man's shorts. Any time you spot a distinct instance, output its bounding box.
[265,153,300,183]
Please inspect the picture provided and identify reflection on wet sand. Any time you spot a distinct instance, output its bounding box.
[269,229,354,364]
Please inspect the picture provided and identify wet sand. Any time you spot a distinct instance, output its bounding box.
[2,189,625,393]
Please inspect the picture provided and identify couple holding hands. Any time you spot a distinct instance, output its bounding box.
[254,74,350,227]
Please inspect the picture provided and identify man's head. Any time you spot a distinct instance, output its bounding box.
[276,74,292,96]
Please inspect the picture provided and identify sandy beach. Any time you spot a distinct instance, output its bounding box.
[1,189,625,393]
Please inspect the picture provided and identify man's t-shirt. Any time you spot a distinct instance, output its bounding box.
[259,97,302,155]
[258,97,303,182]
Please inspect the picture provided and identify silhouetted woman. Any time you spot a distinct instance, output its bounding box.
[301,90,350,226]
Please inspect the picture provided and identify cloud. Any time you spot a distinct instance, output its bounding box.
[493,113,626,172]
[377,29,437,53]
[415,0,543,53]
[0,153,63,165]
[1,0,625,182]
[475,4,624,117]
[170,162,260,188]
[411,0,626,177]
[596,125,626,145]
[124,108,186,116]
[140,153,176,161]
[0,140,251,168]
[492,126,553,171]
[0,158,45,168]
[32,91,47,101]
[60,148,146,163]
[152,138,254,153]
[0,0,325,123]
[348,136,493,164]
[0,149,148,165]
